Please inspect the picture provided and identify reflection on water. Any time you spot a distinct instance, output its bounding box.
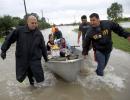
[120,22,130,28]
[0,26,130,100]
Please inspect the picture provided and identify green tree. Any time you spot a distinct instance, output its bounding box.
[0,17,4,38]
[18,19,26,26]
[38,21,50,29]
[12,17,21,26]
[0,15,14,36]
[107,2,123,22]
[0,13,50,38]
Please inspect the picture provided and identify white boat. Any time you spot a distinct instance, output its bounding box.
[46,47,83,82]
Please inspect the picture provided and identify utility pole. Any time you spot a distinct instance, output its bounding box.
[23,0,27,18]
[41,10,46,22]
[41,10,43,19]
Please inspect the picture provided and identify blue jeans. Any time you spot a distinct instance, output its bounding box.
[95,50,111,76]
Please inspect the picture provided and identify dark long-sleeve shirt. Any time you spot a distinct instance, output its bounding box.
[83,20,130,55]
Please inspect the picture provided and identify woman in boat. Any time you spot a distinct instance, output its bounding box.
[59,38,71,57]
[51,24,56,34]
[53,27,63,40]
[47,34,55,54]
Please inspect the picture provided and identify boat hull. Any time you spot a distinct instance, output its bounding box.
[46,58,83,82]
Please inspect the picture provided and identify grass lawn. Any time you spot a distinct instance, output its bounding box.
[0,37,4,44]
[112,28,130,53]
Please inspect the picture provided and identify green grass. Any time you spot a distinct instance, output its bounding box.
[0,37,4,43]
[112,28,130,53]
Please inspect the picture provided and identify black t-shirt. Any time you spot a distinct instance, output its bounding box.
[47,41,54,51]
[79,22,90,40]
[54,31,62,39]
[83,20,130,55]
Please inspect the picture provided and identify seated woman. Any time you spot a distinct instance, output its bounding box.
[53,28,63,40]
[47,34,55,54]
[59,38,71,57]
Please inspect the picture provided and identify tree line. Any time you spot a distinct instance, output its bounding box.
[0,13,50,38]
[107,2,130,22]
[1,2,130,38]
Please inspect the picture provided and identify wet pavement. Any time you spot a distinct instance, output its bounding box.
[0,26,130,100]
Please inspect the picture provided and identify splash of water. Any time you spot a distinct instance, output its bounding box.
[77,66,125,91]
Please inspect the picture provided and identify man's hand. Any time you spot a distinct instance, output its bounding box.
[127,36,130,42]
[1,52,6,60]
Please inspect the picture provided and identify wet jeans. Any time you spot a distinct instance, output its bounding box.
[95,50,111,76]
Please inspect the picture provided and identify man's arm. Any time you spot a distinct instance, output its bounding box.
[40,34,48,62]
[77,31,82,44]
[111,21,130,39]
[82,27,93,59]
[77,24,82,44]
[1,29,17,59]
[82,35,91,56]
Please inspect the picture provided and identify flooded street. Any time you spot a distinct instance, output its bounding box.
[0,26,130,100]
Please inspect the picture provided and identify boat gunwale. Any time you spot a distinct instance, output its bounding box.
[47,58,83,63]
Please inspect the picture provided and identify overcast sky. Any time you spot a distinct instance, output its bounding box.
[0,0,130,24]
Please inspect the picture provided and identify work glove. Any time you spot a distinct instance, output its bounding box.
[1,51,6,60]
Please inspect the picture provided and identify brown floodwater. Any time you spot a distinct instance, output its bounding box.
[0,26,130,100]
